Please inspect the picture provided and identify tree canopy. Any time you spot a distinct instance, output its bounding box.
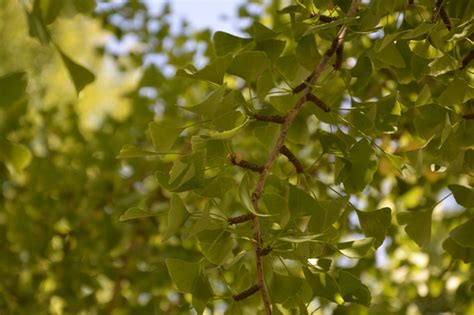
[1,0,473,314]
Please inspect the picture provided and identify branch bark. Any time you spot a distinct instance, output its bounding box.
[248,1,360,314]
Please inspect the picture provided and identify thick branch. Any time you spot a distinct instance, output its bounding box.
[292,73,314,94]
[253,114,286,124]
[249,2,360,314]
[230,153,264,173]
[228,213,254,225]
[280,145,304,173]
[233,284,260,301]
[432,0,444,23]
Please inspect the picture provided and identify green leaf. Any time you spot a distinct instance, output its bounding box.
[164,194,190,240]
[372,43,406,68]
[449,218,474,248]
[257,70,274,102]
[288,184,325,217]
[39,0,63,24]
[308,196,348,234]
[303,269,344,304]
[397,210,432,247]
[159,151,206,192]
[303,16,357,36]
[185,84,228,118]
[338,271,371,306]
[448,185,474,208]
[116,144,162,158]
[408,39,442,59]
[228,51,270,82]
[73,0,96,13]
[57,48,95,94]
[255,39,286,63]
[165,258,200,293]
[149,121,182,151]
[375,95,401,133]
[119,207,163,221]
[337,238,374,258]
[296,34,321,70]
[438,78,469,107]
[400,23,435,39]
[0,140,32,174]
[213,31,251,56]
[240,173,272,217]
[205,114,249,140]
[197,230,234,265]
[356,207,391,248]
[428,54,459,76]
[0,71,28,107]
[191,274,213,314]
[346,139,378,192]
[252,22,277,41]
[26,1,50,45]
[176,54,233,84]
[442,237,474,264]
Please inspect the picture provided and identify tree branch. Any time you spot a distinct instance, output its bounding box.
[307,93,330,112]
[461,51,474,69]
[334,43,344,70]
[280,145,304,173]
[233,284,260,301]
[439,6,451,30]
[230,153,264,173]
[228,213,254,225]
[253,114,286,124]
[463,113,474,120]
[248,1,360,314]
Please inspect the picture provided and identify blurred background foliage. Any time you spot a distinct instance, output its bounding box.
[0,0,473,314]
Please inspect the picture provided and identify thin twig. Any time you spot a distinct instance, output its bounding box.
[334,43,344,70]
[253,114,286,124]
[432,0,444,23]
[463,113,474,120]
[461,51,474,69]
[280,145,304,173]
[249,1,360,314]
[439,6,451,30]
[228,213,254,225]
[230,153,264,173]
[233,284,260,301]
[306,93,330,112]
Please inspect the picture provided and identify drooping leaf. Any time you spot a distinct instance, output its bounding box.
[116,144,162,158]
[164,194,190,240]
[176,54,233,84]
[288,184,325,217]
[338,271,371,306]
[303,269,344,304]
[0,71,28,107]
[165,258,200,293]
[149,121,183,151]
[449,218,474,248]
[337,238,374,258]
[448,184,474,208]
[57,48,95,94]
[119,207,164,221]
[0,140,32,174]
[356,207,391,248]
[213,31,251,56]
[397,210,432,247]
[228,51,271,82]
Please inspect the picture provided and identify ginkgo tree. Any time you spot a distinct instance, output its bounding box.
[1,0,473,314]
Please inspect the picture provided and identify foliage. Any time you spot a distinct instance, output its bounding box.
[1,0,473,314]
